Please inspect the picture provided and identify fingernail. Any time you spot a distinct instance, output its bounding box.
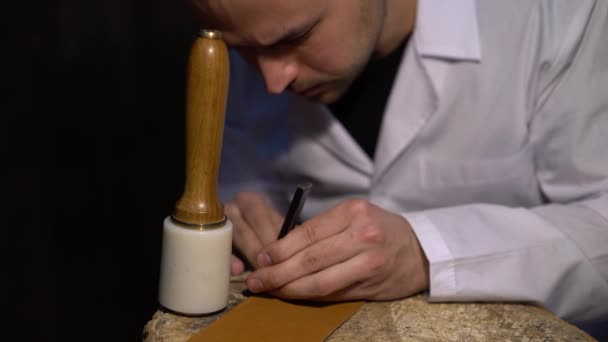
[257,252,272,267]
[248,277,263,292]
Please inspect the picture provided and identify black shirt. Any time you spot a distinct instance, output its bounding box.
[328,35,410,160]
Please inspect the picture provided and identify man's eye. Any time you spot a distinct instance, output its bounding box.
[267,25,315,50]
[287,27,313,45]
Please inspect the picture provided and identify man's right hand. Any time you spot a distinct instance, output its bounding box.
[225,192,284,275]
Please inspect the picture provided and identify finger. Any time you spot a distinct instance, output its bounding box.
[235,192,284,244]
[226,202,265,268]
[231,254,245,275]
[260,203,352,266]
[247,229,362,292]
[272,253,379,301]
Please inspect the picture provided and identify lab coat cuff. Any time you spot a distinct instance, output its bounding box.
[403,212,456,299]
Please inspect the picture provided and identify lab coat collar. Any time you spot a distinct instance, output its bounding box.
[373,0,482,181]
[415,0,482,61]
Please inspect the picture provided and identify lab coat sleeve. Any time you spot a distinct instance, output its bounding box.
[406,1,608,323]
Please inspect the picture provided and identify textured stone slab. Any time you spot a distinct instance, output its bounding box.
[143,275,595,342]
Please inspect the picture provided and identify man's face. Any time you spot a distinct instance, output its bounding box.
[193,0,387,103]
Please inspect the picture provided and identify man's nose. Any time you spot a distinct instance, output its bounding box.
[255,53,298,94]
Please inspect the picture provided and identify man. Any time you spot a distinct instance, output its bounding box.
[193,0,608,323]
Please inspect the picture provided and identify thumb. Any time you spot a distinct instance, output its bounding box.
[231,254,245,275]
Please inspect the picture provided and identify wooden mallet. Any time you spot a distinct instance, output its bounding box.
[158,29,233,315]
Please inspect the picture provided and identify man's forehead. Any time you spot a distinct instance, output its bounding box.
[194,0,324,44]
[196,0,316,23]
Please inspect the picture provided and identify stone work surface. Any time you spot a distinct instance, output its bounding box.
[143,277,249,342]
[144,276,596,342]
[328,295,594,342]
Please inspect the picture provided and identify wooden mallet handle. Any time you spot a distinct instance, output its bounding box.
[173,30,229,225]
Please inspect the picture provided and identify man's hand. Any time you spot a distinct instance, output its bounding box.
[225,192,284,275]
[245,199,430,301]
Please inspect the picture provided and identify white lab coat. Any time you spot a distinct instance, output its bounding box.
[219,0,608,323]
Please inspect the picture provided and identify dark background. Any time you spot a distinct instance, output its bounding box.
[8,0,199,340]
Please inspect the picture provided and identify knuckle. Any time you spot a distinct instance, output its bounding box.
[344,198,371,216]
[302,252,321,272]
[234,191,258,204]
[356,224,386,244]
[302,224,319,245]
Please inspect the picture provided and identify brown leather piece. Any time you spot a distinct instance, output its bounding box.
[188,296,363,341]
